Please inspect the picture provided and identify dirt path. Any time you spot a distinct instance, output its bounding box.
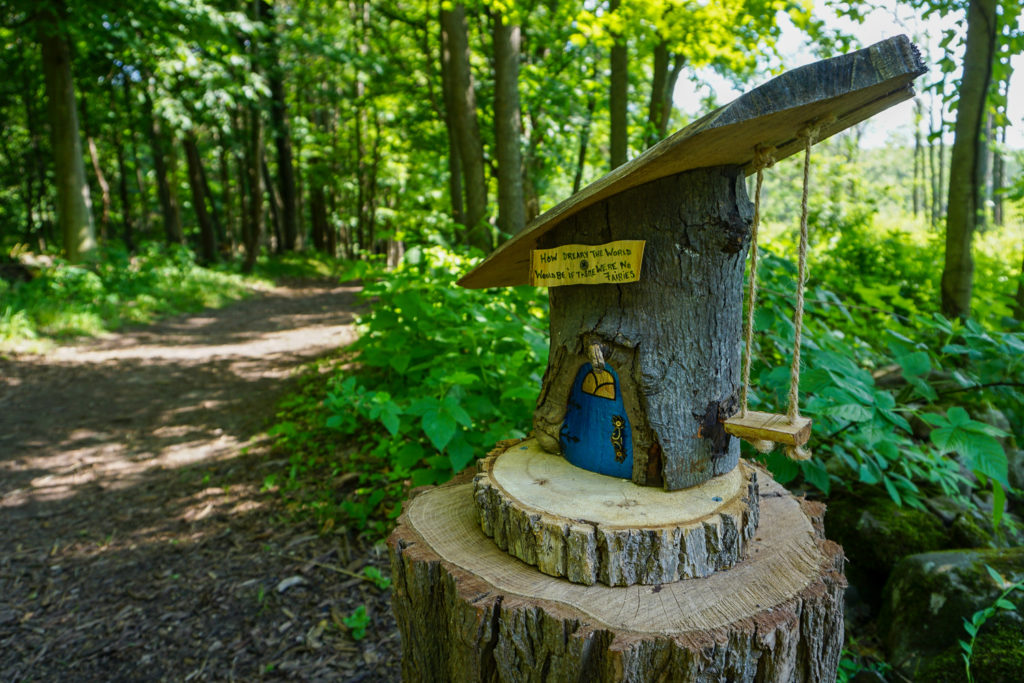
[0,281,401,682]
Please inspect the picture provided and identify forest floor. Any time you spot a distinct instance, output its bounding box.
[0,280,401,682]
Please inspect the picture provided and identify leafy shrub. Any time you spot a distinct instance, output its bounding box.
[748,250,1018,519]
[270,246,548,536]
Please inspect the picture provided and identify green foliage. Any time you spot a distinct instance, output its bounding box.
[342,605,370,641]
[0,242,257,348]
[268,246,548,537]
[747,244,1020,521]
[960,565,1024,683]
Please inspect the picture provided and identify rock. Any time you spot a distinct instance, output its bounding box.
[925,496,1024,549]
[878,547,1024,681]
[1008,448,1024,496]
[825,488,947,615]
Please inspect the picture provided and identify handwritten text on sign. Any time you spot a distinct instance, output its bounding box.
[530,240,645,287]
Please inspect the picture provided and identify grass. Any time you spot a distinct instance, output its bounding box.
[0,242,351,352]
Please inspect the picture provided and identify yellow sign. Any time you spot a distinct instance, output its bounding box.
[530,240,645,287]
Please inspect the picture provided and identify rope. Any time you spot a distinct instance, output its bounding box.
[784,124,819,462]
[740,146,775,418]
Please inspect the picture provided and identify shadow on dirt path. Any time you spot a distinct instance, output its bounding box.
[0,281,401,682]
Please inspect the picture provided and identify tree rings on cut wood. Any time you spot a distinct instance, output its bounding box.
[472,439,759,586]
[389,468,846,682]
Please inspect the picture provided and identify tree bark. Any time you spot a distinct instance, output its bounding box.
[38,3,96,262]
[264,1,299,251]
[113,125,134,251]
[440,9,465,226]
[573,87,597,195]
[183,132,218,264]
[441,4,491,251]
[533,167,751,490]
[389,468,845,682]
[941,0,997,319]
[609,0,628,169]
[646,41,685,148]
[493,12,526,236]
[242,107,264,273]
[144,87,184,245]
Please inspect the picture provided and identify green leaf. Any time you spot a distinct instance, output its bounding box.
[380,409,401,436]
[921,412,950,427]
[389,354,411,373]
[443,370,479,386]
[766,450,800,484]
[992,481,1006,529]
[962,620,978,637]
[422,409,457,451]
[947,406,971,427]
[396,442,425,469]
[447,437,475,472]
[985,564,1007,587]
[827,404,873,422]
[801,459,831,494]
[995,598,1016,610]
[897,351,931,378]
[883,476,901,506]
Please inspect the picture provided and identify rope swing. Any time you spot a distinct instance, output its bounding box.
[734,119,828,462]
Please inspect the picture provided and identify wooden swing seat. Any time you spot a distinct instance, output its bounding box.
[722,410,812,447]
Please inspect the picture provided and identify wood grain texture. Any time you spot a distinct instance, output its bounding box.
[459,35,925,289]
[533,166,750,490]
[723,411,813,447]
[473,440,759,586]
[389,468,846,682]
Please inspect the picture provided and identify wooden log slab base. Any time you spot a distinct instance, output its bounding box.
[389,468,846,682]
[473,439,759,586]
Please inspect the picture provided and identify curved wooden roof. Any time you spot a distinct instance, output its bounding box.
[458,35,926,289]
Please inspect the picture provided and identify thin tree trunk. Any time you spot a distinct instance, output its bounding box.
[992,114,1005,226]
[609,0,628,169]
[81,97,112,240]
[646,47,684,148]
[38,3,96,262]
[1014,252,1024,321]
[493,12,525,235]
[264,1,298,251]
[183,132,218,264]
[262,156,284,251]
[912,100,922,218]
[573,88,597,195]
[940,0,997,319]
[440,4,490,251]
[310,180,328,253]
[440,20,465,225]
[144,88,184,245]
[114,126,134,251]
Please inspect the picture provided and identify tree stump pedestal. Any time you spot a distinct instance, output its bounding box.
[388,442,846,682]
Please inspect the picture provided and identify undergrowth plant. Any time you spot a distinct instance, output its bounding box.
[0,242,259,347]
[960,565,1024,683]
[269,246,548,537]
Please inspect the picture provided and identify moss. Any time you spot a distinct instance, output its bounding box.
[914,615,1024,683]
[971,614,1024,682]
[826,491,947,575]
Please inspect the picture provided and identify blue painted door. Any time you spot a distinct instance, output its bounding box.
[559,362,634,479]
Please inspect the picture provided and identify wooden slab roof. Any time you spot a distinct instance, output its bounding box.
[458,35,926,289]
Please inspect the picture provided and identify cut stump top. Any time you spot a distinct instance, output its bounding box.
[459,35,925,289]
[397,469,832,635]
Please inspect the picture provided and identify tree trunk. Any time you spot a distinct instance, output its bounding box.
[262,157,283,252]
[440,4,490,251]
[389,466,845,682]
[609,0,628,169]
[913,100,923,218]
[243,107,264,273]
[645,42,685,148]
[263,1,298,251]
[1015,252,1024,321]
[573,87,597,195]
[310,180,329,254]
[992,114,1005,226]
[183,132,218,264]
[144,88,184,245]
[114,126,134,251]
[532,167,751,491]
[38,4,96,262]
[940,0,996,319]
[440,17,465,226]
[493,12,525,236]
[85,132,112,240]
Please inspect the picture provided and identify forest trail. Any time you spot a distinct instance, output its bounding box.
[0,281,401,681]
